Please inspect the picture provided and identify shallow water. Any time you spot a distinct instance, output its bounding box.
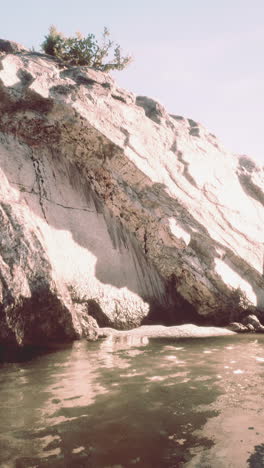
[0,334,264,468]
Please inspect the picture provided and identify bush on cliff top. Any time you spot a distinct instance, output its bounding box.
[41,26,132,71]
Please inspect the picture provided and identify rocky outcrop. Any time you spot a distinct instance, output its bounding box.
[242,314,264,332]
[228,314,264,333]
[0,39,28,54]
[0,44,264,345]
[227,322,249,333]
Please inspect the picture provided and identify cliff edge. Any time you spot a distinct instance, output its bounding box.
[0,43,264,346]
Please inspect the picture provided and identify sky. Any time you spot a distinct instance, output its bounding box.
[2,0,264,163]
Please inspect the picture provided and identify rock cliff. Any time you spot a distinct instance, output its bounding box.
[0,44,264,346]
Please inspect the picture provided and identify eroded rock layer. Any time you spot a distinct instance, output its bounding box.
[0,48,264,345]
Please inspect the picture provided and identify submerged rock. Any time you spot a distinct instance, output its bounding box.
[0,45,264,346]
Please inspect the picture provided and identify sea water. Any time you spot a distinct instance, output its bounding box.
[0,334,264,467]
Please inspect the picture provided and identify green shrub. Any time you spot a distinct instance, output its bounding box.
[41,26,132,71]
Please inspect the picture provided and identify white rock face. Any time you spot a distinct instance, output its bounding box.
[0,49,264,344]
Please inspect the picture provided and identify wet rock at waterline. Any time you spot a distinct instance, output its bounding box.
[242,314,264,332]
[227,314,264,333]
[227,322,250,333]
[0,42,264,346]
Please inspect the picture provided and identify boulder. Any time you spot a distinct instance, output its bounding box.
[242,315,264,332]
[227,322,249,333]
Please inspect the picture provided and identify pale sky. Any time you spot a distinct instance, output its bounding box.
[2,0,264,163]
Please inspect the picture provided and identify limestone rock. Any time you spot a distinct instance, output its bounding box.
[0,49,264,346]
[0,39,28,54]
[74,304,99,341]
[242,314,264,332]
[136,96,169,124]
[227,322,249,333]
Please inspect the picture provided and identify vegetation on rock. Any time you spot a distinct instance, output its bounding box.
[225,286,253,323]
[41,25,132,71]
